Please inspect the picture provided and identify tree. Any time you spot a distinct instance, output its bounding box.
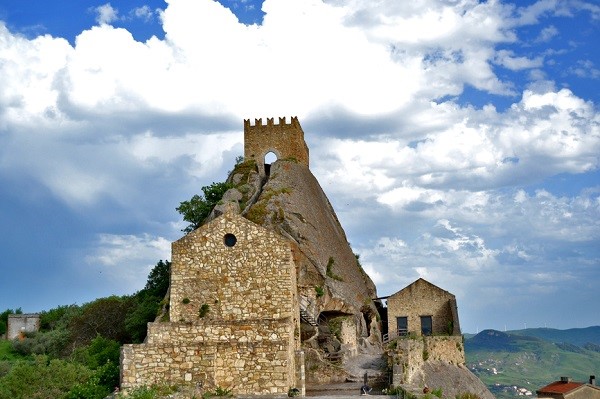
[125,260,171,343]
[176,182,232,233]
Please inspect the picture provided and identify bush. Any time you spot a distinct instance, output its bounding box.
[0,355,92,399]
[11,328,70,358]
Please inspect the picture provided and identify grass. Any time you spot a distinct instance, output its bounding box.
[0,340,24,361]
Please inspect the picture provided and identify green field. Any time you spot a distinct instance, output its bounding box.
[465,328,600,399]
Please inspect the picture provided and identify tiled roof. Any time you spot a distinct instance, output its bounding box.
[537,381,583,394]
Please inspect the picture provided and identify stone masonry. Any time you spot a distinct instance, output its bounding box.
[388,335,465,386]
[6,314,40,340]
[387,278,460,339]
[244,117,309,174]
[121,209,301,395]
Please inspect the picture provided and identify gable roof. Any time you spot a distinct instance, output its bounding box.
[389,278,455,299]
[535,381,600,396]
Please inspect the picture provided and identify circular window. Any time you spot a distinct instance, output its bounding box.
[224,233,237,247]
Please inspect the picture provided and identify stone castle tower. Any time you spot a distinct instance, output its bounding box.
[244,117,309,174]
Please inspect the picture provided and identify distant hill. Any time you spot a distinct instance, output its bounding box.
[465,327,600,399]
[508,326,600,346]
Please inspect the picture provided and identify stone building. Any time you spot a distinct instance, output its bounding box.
[386,278,460,340]
[7,314,40,340]
[121,209,302,395]
[384,279,475,396]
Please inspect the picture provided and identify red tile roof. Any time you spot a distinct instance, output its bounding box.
[537,381,583,394]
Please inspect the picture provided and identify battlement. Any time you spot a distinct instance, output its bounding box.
[243,116,309,173]
[243,116,301,129]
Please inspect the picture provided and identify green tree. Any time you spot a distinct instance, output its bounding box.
[125,260,171,342]
[176,182,232,233]
[68,296,136,347]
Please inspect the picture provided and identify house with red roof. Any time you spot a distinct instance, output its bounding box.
[536,376,600,399]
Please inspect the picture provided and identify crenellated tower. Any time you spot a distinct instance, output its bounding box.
[244,116,309,174]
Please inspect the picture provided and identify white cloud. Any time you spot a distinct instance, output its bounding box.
[0,0,599,331]
[494,49,544,70]
[131,6,155,22]
[535,24,558,42]
[94,3,120,25]
[85,233,171,287]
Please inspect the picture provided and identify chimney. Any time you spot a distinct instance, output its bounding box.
[590,375,596,386]
[560,377,572,383]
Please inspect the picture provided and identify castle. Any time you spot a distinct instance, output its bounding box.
[121,117,474,397]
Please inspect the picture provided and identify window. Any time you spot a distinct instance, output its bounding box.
[396,316,408,336]
[224,233,237,247]
[420,316,432,336]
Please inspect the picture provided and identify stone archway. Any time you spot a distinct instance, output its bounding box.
[263,150,280,176]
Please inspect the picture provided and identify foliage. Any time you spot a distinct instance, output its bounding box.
[203,386,232,398]
[11,328,70,358]
[325,257,343,281]
[72,335,120,370]
[69,295,136,348]
[314,286,324,297]
[0,355,92,399]
[431,387,443,398]
[199,304,210,318]
[125,260,171,343]
[176,182,233,233]
[144,260,171,297]
[40,305,81,332]
[0,308,22,336]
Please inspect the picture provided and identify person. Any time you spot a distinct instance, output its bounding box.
[361,384,372,395]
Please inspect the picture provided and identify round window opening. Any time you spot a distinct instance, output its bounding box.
[224,233,237,247]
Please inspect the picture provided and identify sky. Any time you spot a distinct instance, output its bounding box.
[0,0,598,334]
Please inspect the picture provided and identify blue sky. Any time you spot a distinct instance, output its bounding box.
[0,0,598,334]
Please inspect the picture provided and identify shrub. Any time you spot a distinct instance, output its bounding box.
[0,355,93,399]
[199,304,210,318]
[315,286,324,297]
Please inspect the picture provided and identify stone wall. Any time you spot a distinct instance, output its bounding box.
[7,314,40,340]
[244,117,309,174]
[387,278,459,338]
[388,336,465,386]
[121,210,301,395]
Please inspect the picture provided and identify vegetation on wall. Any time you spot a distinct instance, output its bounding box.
[325,257,343,281]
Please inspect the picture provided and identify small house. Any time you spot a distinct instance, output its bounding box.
[536,376,600,399]
[386,278,460,339]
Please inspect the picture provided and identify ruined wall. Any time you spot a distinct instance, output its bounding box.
[122,320,296,394]
[388,336,465,386]
[7,314,40,340]
[387,279,459,338]
[244,117,309,173]
[121,211,300,395]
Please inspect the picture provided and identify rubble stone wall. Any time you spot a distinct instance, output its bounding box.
[387,279,458,337]
[121,211,300,395]
[389,336,465,386]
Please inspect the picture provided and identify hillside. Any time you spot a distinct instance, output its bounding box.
[465,328,600,399]
[508,326,600,346]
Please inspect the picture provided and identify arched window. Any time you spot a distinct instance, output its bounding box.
[264,151,277,164]
[264,151,278,176]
